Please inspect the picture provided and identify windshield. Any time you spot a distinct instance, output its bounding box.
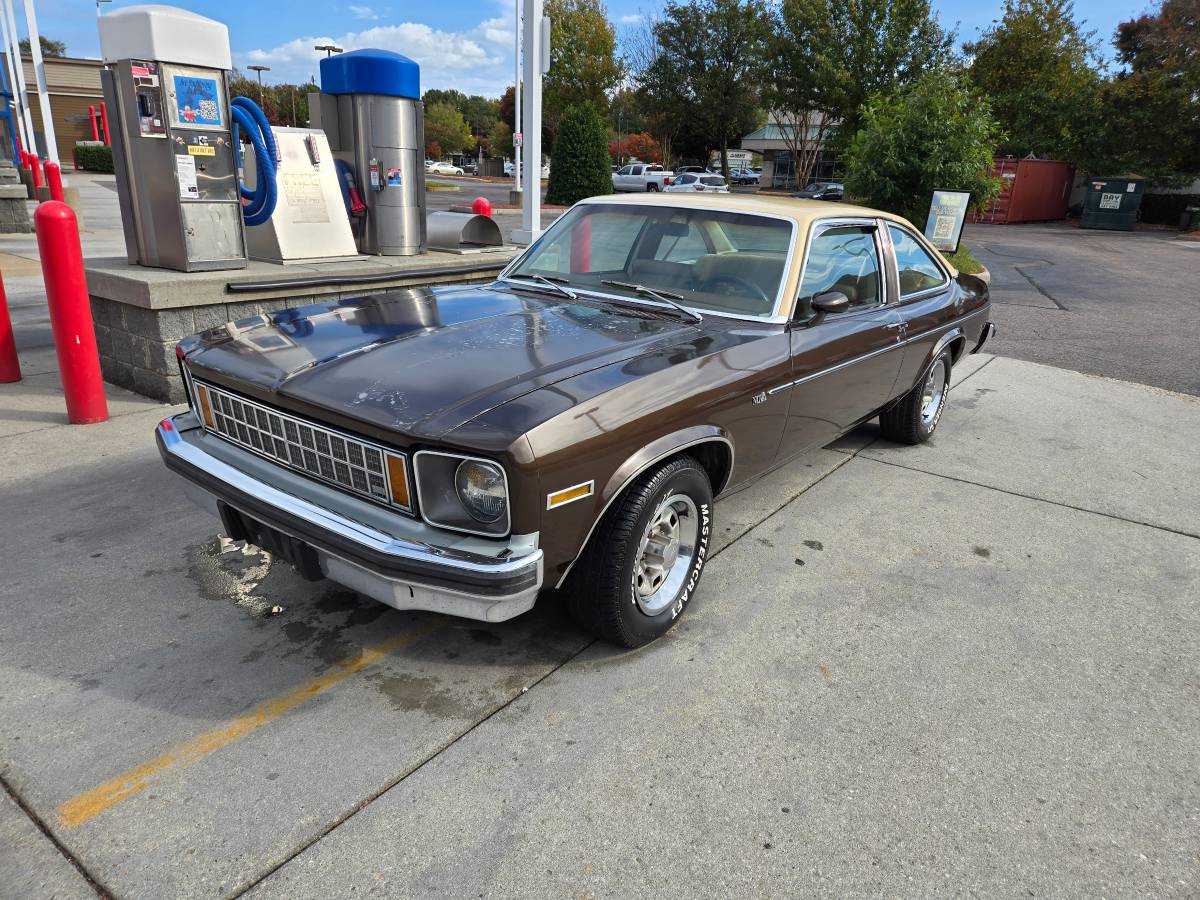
[507,204,792,318]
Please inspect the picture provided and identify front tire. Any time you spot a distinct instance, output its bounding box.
[567,456,713,648]
[880,349,951,444]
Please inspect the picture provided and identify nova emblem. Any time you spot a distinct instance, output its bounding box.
[752,391,767,405]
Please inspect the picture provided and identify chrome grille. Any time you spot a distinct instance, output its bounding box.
[195,380,408,510]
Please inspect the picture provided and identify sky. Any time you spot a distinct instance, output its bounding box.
[23,0,1147,97]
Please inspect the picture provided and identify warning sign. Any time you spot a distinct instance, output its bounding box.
[174,154,198,199]
[1099,193,1122,210]
[280,173,329,224]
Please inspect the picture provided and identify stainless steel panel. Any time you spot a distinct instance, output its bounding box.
[181,202,246,265]
[368,97,422,149]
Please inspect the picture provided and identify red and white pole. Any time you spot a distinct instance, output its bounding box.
[44,160,63,202]
[34,202,107,423]
[0,271,20,383]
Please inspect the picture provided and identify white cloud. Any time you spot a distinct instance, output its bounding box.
[619,13,642,23]
[237,18,516,96]
[348,5,379,20]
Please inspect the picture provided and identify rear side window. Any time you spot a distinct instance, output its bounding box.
[797,225,882,319]
[888,225,947,297]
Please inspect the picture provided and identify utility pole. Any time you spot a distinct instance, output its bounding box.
[314,44,343,57]
[95,0,111,16]
[512,0,521,198]
[21,0,60,166]
[514,0,548,245]
[248,64,270,109]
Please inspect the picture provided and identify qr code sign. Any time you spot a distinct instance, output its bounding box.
[198,99,218,122]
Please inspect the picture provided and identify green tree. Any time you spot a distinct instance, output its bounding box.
[19,36,65,57]
[544,0,623,132]
[1091,0,1200,179]
[966,0,1102,161]
[768,0,951,182]
[843,70,1002,226]
[488,120,514,159]
[647,0,771,178]
[546,103,612,205]
[423,102,475,156]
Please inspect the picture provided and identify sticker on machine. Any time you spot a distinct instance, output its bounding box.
[386,167,402,186]
[174,154,198,199]
[280,173,329,223]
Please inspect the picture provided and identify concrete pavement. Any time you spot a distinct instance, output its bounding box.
[1,348,1197,897]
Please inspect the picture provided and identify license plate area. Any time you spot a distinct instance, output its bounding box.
[217,502,324,581]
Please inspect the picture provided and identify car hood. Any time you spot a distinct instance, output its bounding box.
[183,284,698,441]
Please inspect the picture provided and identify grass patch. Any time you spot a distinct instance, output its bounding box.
[942,245,984,274]
[425,180,461,192]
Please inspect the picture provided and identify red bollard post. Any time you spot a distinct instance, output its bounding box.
[19,149,28,169]
[88,104,98,141]
[30,154,42,190]
[100,102,111,145]
[0,272,20,383]
[44,161,64,202]
[35,202,108,423]
[471,196,492,217]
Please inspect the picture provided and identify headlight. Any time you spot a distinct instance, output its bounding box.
[455,460,506,523]
[413,451,511,537]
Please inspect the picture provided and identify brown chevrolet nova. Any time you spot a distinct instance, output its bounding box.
[158,194,993,647]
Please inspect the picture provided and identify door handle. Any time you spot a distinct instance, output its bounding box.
[885,322,905,329]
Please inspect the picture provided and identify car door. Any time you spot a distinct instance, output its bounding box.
[883,222,959,392]
[776,219,905,459]
[613,165,634,191]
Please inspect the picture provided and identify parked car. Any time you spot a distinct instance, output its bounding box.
[664,172,729,193]
[503,160,515,176]
[677,166,712,175]
[612,163,674,192]
[793,181,844,201]
[428,162,465,176]
[729,168,760,185]
[161,194,993,648]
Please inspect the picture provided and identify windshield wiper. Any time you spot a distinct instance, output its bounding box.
[504,273,577,300]
[600,280,703,324]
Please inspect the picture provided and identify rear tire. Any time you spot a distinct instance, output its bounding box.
[646,183,659,192]
[567,456,713,648]
[880,349,952,444]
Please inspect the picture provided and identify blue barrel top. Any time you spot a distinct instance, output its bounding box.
[320,49,420,99]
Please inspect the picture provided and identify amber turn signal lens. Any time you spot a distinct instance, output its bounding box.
[196,383,214,428]
[386,453,410,508]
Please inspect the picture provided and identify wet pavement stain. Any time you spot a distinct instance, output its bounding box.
[803,540,824,551]
[973,546,992,558]
[372,672,481,719]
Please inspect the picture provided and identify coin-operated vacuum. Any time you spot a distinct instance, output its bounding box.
[100,5,357,272]
[311,50,427,256]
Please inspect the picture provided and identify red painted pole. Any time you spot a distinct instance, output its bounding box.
[100,102,111,145]
[0,272,20,383]
[35,202,108,423]
[88,104,98,141]
[44,161,63,202]
[30,153,42,190]
[18,148,27,169]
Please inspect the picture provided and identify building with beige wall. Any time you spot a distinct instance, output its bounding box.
[1,54,104,163]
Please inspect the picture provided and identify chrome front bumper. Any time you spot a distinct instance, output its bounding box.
[156,414,543,623]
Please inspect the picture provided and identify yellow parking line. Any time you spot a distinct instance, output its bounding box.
[58,620,443,830]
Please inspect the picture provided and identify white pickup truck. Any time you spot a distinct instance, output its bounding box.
[612,163,675,192]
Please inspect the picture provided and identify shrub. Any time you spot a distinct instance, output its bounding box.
[843,70,1002,226]
[75,143,113,173]
[546,103,612,206]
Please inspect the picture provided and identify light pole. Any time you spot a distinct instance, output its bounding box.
[314,44,343,57]
[95,0,111,16]
[247,64,270,108]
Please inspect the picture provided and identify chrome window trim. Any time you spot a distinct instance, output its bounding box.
[413,449,513,539]
[886,222,952,302]
[498,200,800,325]
[554,435,735,589]
[194,380,411,513]
[792,217,888,320]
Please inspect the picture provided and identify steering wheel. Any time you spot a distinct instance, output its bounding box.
[700,274,770,305]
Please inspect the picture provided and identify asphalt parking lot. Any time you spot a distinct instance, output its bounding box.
[1,178,1198,898]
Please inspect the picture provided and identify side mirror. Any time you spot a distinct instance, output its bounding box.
[811,291,851,315]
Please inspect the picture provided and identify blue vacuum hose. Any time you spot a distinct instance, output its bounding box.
[231,96,278,227]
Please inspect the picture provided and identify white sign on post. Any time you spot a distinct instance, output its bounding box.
[514,132,523,147]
